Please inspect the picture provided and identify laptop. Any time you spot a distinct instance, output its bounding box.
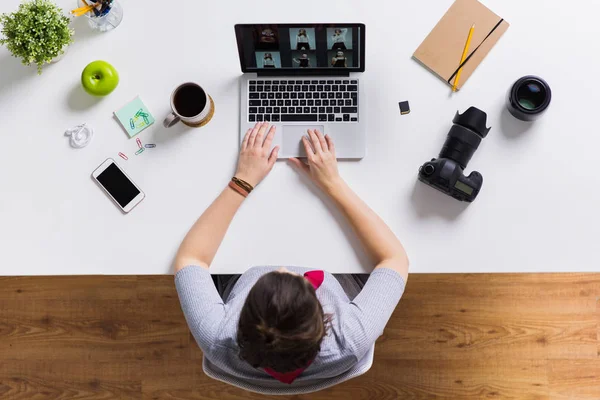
[235,23,366,159]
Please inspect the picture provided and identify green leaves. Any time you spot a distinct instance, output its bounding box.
[0,0,74,74]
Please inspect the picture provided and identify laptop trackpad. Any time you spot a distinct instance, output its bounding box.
[283,125,324,157]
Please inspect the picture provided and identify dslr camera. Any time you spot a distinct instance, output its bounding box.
[418,107,491,202]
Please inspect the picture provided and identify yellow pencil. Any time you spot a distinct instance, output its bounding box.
[71,4,95,16]
[452,24,475,92]
[71,1,99,17]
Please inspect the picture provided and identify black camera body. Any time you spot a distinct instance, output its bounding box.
[419,158,483,202]
[418,107,491,202]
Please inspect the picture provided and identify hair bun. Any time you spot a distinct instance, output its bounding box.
[264,329,276,344]
[257,323,279,344]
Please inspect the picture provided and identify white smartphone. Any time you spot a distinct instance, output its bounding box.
[92,158,145,213]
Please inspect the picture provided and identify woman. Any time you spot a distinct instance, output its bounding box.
[331,51,347,68]
[175,123,408,392]
[331,28,348,50]
[293,53,311,68]
[257,27,278,50]
[263,53,275,68]
[296,28,310,50]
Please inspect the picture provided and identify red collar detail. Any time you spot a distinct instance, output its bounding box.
[264,360,313,385]
[303,270,324,289]
[264,270,324,384]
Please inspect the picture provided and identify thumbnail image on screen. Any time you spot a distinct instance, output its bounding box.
[255,51,281,68]
[254,25,280,50]
[292,51,317,68]
[328,50,353,68]
[327,27,353,50]
[289,27,316,51]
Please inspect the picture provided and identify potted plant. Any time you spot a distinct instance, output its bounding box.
[0,0,74,74]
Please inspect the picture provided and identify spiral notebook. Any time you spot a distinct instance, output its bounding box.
[413,0,509,90]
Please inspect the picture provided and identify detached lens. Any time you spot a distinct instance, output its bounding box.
[507,76,551,121]
[517,81,546,110]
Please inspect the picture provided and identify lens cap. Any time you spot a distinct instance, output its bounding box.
[453,107,491,138]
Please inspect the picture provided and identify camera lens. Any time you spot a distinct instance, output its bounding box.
[439,107,490,170]
[507,76,551,121]
[516,81,546,110]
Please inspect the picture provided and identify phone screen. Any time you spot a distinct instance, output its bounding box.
[96,163,141,208]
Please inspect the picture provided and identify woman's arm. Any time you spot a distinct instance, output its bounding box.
[289,130,409,281]
[174,122,279,273]
[174,188,243,272]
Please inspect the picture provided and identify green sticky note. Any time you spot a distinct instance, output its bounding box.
[114,96,155,138]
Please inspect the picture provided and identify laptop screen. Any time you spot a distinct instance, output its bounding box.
[235,24,365,73]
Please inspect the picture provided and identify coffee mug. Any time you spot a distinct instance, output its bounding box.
[163,82,213,128]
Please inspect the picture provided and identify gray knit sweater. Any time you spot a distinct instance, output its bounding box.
[175,266,405,391]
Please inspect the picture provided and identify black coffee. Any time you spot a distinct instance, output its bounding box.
[173,84,207,118]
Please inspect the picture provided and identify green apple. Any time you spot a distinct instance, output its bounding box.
[81,60,119,96]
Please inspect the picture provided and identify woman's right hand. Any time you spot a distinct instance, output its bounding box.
[289,129,343,194]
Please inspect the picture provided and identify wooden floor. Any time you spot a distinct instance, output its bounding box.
[0,274,598,400]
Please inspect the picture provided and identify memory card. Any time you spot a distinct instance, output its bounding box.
[399,101,410,115]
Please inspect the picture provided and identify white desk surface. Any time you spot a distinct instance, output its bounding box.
[1,0,598,276]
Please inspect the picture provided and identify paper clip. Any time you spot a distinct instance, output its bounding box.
[135,148,145,156]
[145,144,156,148]
[136,137,143,149]
[129,119,135,130]
[118,152,128,160]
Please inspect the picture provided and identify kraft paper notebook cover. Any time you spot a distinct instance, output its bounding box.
[413,0,509,90]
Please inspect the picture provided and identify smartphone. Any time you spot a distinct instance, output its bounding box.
[92,159,145,213]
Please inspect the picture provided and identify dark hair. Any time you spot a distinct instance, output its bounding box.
[237,271,330,373]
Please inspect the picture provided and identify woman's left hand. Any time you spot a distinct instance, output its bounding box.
[235,122,280,187]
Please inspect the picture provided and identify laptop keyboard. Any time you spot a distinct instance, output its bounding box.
[247,79,359,123]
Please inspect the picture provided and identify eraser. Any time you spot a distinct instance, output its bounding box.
[399,101,410,115]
